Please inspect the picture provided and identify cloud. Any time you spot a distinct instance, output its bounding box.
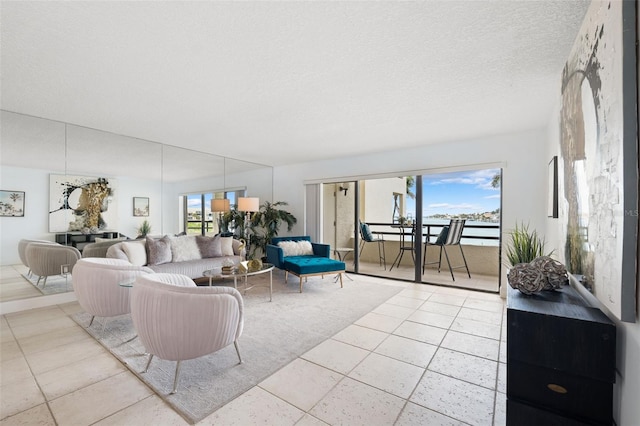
[484,194,501,199]
[426,169,500,190]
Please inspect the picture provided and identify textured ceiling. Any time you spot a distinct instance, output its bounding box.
[0,1,590,167]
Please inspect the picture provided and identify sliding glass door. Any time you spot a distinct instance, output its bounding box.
[318,167,501,292]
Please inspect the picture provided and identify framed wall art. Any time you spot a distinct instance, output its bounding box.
[547,156,558,218]
[0,190,25,217]
[133,197,149,217]
[558,0,637,322]
[49,174,118,232]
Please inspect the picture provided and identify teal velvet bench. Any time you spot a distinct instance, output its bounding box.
[266,236,345,293]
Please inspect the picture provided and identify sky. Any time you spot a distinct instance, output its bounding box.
[406,168,501,217]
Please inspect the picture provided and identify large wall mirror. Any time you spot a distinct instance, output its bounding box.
[0,110,273,306]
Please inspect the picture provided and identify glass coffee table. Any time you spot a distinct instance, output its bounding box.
[203,263,274,302]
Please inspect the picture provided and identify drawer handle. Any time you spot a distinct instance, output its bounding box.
[547,384,568,394]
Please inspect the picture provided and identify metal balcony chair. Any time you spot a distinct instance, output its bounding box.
[359,221,386,270]
[422,219,471,281]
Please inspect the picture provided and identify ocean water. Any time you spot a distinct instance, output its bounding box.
[380,219,500,247]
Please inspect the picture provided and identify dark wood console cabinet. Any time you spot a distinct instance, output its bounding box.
[506,285,616,425]
[55,232,120,252]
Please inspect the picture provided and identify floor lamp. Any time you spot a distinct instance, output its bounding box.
[211,198,230,234]
[238,197,260,257]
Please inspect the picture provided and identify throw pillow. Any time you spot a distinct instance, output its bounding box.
[146,236,172,265]
[277,240,313,256]
[361,223,374,241]
[196,235,222,258]
[169,235,201,262]
[297,240,314,255]
[122,241,147,266]
[220,236,234,256]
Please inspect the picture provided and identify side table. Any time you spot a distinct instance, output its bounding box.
[333,247,354,282]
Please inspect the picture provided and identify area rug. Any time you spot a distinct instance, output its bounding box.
[71,271,402,424]
[21,273,73,295]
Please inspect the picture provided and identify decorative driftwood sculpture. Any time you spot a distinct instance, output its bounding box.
[508,256,569,295]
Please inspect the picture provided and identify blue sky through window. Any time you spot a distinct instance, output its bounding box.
[406,168,501,217]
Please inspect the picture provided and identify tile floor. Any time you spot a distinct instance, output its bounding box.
[1,265,506,425]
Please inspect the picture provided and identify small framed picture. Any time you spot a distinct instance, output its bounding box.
[0,190,25,217]
[548,156,558,218]
[133,197,149,217]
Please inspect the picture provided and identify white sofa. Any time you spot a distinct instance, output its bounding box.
[106,234,245,279]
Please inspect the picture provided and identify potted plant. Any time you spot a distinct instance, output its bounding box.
[136,219,152,238]
[248,201,297,260]
[504,222,553,267]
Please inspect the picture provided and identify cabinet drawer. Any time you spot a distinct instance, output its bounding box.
[507,361,612,424]
[507,398,599,426]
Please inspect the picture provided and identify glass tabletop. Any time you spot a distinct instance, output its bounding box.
[204,263,274,278]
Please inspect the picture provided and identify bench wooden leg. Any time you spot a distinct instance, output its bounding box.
[339,273,343,288]
[299,276,304,293]
[284,271,289,283]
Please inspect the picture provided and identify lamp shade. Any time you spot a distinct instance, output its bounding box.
[211,198,230,213]
[237,197,260,212]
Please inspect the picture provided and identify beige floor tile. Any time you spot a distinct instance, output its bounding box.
[418,301,462,316]
[428,293,467,307]
[58,301,83,316]
[441,330,500,361]
[396,402,465,426]
[354,312,404,333]
[348,352,424,399]
[0,403,55,425]
[385,295,429,309]
[457,307,503,326]
[0,376,46,420]
[497,362,506,394]
[462,298,504,313]
[499,340,506,363]
[36,351,127,400]
[94,395,189,426]
[374,334,437,368]
[371,303,416,320]
[25,337,106,375]
[17,325,93,355]
[294,414,329,426]
[202,387,304,426]
[6,306,67,328]
[9,316,78,341]
[494,392,506,426]
[0,339,22,362]
[465,290,503,303]
[0,284,40,301]
[397,288,433,301]
[410,371,495,425]
[260,358,342,411]
[48,371,152,425]
[433,286,473,297]
[0,356,33,387]
[301,338,369,375]
[310,377,405,425]
[332,325,388,351]
[450,318,501,340]
[393,321,447,346]
[407,310,455,329]
[428,348,498,390]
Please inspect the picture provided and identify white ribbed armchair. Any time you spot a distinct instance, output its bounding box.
[26,242,81,287]
[130,273,244,394]
[18,239,58,277]
[72,258,154,328]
